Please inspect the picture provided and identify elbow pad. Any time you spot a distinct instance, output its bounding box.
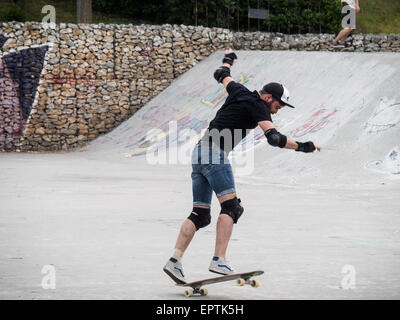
[264,128,287,148]
[213,66,231,83]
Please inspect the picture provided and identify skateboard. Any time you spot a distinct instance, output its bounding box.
[176,270,264,297]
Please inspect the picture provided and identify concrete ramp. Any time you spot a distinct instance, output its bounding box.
[87,51,400,184]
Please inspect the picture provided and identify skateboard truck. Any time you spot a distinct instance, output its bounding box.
[184,286,208,297]
[177,270,264,297]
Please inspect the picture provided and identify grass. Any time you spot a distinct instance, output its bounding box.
[355,0,400,34]
[0,0,399,34]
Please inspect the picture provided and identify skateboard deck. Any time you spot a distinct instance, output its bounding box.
[176,270,264,297]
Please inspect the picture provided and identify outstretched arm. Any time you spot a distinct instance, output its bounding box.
[258,120,321,152]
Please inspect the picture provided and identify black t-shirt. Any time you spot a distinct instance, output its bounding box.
[201,81,272,153]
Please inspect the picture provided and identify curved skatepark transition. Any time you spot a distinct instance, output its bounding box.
[1,51,399,299]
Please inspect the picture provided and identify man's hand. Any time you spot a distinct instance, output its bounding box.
[222,48,237,66]
[296,141,321,153]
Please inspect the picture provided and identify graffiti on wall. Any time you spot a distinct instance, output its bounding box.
[364,97,400,134]
[124,107,208,157]
[291,105,337,138]
[0,38,49,150]
[139,40,155,66]
[119,74,261,157]
[364,145,400,176]
[49,70,95,88]
[201,74,251,107]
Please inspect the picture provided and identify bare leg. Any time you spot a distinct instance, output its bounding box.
[173,192,238,260]
[333,28,352,44]
[214,192,236,259]
[174,218,196,255]
[173,206,209,257]
[214,214,234,258]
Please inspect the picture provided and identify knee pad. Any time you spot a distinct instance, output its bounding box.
[220,197,244,224]
[188,207,211,231]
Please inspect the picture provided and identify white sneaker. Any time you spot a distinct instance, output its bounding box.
[209,256,235,275]
[163,258,186,284]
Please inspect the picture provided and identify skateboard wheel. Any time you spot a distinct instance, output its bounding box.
[200,288,208,296]
[184,289,194,297]
[251,280,260,288]
[236,278,245,286]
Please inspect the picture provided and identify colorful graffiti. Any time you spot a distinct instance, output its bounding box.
[291,105,337,138]
[121,74,257,157]
[139,40,154,66]
[124,107,208,157]
[0,42,49,150]
[49,70,95,88]
[201,74,252,107]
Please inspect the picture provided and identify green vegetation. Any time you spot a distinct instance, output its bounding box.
[91,0,342,34]
[1,3,27,21]
[356,0,400,34]
[0,0,399,34]
[0,0,131,24]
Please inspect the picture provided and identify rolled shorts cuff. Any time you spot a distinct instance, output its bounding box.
[193,201,211,207]
[216,188,236,198]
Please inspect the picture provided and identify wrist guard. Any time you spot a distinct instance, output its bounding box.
[296,141,315,153]
[213,66,231,83]
[222,52,237,66]
[264,128,287,148]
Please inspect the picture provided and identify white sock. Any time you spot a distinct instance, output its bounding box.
[172,248,184,261]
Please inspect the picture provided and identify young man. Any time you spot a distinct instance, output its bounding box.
[163,49,321,284]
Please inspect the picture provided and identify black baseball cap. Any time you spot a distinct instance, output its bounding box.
[262,82,295,108]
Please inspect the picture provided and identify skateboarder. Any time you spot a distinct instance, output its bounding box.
[163,49,321,284]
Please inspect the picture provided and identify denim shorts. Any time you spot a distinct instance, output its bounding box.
[191,142,236,206]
